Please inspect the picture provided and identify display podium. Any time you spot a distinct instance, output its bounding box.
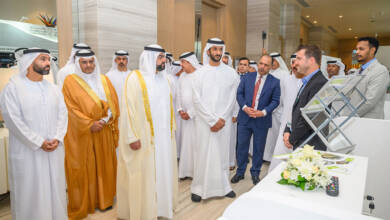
[299,74,367,152]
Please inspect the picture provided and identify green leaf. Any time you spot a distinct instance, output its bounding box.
[298,175,306,182]
[299,182,306,191]
[278,179,288,185]
[287,179,297,185]
[345,158,354,162]
[308,184,316,190]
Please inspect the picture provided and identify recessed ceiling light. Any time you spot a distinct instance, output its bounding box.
[313,20,318,24]
[348,27,352,31]
[338,15,343,18]
[306,15,310,18]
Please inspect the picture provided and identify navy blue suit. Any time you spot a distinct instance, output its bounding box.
[236,72,280,177]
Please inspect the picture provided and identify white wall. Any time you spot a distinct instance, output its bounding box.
[376,45,390,71]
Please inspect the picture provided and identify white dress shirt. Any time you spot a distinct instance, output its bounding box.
[243,73,268,116]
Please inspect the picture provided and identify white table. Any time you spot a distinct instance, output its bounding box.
[219,153,380,220]
[0,128,9,195]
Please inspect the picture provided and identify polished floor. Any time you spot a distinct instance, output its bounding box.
[0,162,269,220]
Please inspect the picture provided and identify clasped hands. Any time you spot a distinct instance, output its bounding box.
[41,139,60,152]
[243,107,264,118]
[90,120,106,133]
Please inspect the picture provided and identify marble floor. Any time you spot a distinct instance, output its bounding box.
[0,162,269,220]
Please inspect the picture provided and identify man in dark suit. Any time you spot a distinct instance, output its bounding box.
[283,45,328,151]
[231,55,280,185]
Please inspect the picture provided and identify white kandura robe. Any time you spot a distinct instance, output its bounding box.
[167,73,182,158]
[191,63,239,199]
[269,73,301,171]
[177,72,197,178]
[147,73,175,218]
[106,69,131,104]
[229,101,240,167]
[0,75,68,220]
[263,68,290,161]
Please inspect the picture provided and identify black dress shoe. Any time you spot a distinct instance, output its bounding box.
[191,193,202,202]
[252,176,260,185]
[231,174,244,184]
[101,205,113,211]
[225,191,236,198]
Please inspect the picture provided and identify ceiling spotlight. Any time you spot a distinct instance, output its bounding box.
[306,15,310,18]
[313,20,318,24]
[348,27,352,31]
[338,15,343,18]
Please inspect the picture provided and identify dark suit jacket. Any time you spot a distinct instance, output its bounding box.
[284,71,328,150]
[237,72,280,129]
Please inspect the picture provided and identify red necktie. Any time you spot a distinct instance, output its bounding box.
[251,77,261,108]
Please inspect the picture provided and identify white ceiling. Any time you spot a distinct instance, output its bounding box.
[299,0,390,39]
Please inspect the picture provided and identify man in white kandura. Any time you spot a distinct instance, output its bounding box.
[106,50,131,102]
[249,60,258,73]
[177,52,201,179]
[222,51,233,67]
[117,45,178,219]
[326,59,345,78]
[191,38,240,202]
[269,54,301,171]
[56,43,90,88]
[263,52,290,162]
[0,48,68,220]
[166,59,183,159]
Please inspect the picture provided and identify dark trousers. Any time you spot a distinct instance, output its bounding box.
[236,121,268,177]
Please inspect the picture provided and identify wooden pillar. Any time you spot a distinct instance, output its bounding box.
[56,0,73,68]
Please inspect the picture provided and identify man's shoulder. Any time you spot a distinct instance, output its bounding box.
[313,71,328,84]
[369,59,389,75]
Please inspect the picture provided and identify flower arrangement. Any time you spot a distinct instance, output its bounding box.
[277,145,331,191]
[38,14,57,28]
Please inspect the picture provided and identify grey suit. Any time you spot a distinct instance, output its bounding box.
[349,59,390,119]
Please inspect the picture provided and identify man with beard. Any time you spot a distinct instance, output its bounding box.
[231,55,280,185]
[117,45,178,219]
[191,38,239,202]
[62,49,119,219]
[263,52,290,162]
[326,59,345,78]
[283,45,328,151]
[269,54,301,171]
[0,48,68,219]
[177,52,201,179]
[56,43,91,88]
[222,51,233,67]
[347,37,389,119]
[106,50,131,102]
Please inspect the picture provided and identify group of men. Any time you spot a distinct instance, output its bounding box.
[1,36,388,220]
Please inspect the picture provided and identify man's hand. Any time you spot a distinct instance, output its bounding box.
[90,121,104,133]
[253,110,265,118]
[179,110,190,120]
[210,118,225,132]
[232,117,237,123]
[42,139,60,152]
[243,107,256,118]
[41,140,52,152]
[283,132,293,149]
[129,140,141,150]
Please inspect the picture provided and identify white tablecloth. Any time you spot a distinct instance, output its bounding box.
[219,153,379,220]
[0,128,9,194]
